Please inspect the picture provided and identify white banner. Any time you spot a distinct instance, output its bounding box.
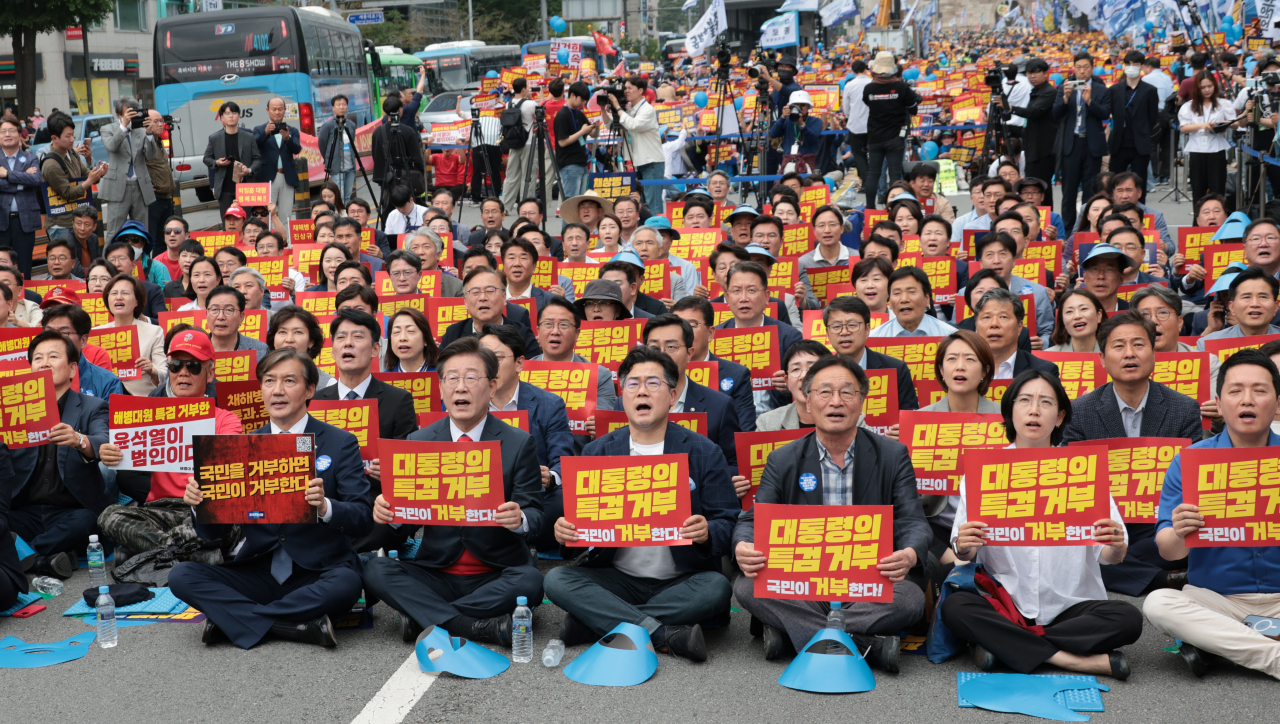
[685,0,728,57]
[1260,0,1280,39]
[761,12,800,48]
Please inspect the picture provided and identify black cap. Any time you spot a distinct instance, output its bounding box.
[777,54,797,69]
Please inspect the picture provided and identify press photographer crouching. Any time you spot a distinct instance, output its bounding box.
[371,95,426,219]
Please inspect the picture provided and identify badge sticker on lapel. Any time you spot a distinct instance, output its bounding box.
[799,473,818,492]
[689,477,697,491]
[720,377,734,392]
[316,455,332,472]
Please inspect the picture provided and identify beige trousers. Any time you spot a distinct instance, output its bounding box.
[1144,584,1280,679]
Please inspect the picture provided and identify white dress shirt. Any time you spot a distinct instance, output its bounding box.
[843,75,872,134]
[1004,75,1032,128]
[336,373,373,401]
[995,352,1016,381]
[612,438,680,580]
[869,313,956,338]
[1178,98,1235,154]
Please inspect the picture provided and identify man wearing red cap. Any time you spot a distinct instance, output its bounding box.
[97,326,242,560]
[222,205,247,242]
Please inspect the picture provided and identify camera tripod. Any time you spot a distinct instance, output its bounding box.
[456,108,502,230]
[324,117,381,226]
[1158,123,1190,203]
[525,104,568,223]
[377,112,421,230]
[972,76,1016,179]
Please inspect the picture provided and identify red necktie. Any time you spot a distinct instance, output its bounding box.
[458,434,473,442]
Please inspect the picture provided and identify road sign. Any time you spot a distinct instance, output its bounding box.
[347,11,385,24]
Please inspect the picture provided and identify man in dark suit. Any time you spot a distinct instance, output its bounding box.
[824,296,921,411]
[440,267,542,357]
[1053,52,1112,232]
[364,337,544,646]
[252,98,303,242]
[1062,311,1202,596]
[1108,49,1161,194]
[0,115,44,277]
[8,331,122,579]
[545,346,739,662]
[673,296,757,432]
[1005,58,1059,210]
[170,348,372,649]
[733,355,929,671]
[0,441,24,610]
[974,288,1060,379]
[311,309,417,552]
[501,237,557,318]
[201,101,262,218]
[716,261,804,417]
[477,325,577,554]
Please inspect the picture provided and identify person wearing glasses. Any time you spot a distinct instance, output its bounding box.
[1131,284,1221,421]
[545,345,739,663]
[92,274,167,396]
[365,337,545,647]
[529,296,617,433]
[439,267,541,358]
[203,285,269,357]
[96,326,242,560]
[733,355,929,671]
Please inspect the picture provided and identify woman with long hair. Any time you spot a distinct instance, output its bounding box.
[306,242,354,292]
[177,257,222,311]
[383,308,439,373]
[595,214,625,254]
[95,274,167,394]
[1046,288,1106,353]
[1178,70,1236,202]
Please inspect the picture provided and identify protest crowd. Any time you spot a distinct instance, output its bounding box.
[5,13,1280,700]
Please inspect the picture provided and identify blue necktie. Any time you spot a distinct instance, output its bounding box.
[271,544,292,584]
[345,390,359,400]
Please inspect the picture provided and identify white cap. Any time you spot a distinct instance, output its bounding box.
[789,90,813,107]
[89,535,99,543]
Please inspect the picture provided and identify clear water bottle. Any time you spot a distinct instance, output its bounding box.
[87,535,105,590]
[511,596,533,663]
[31,576,63,597]
[542,638,565,667]
[96,586,117,649]
[826,601,844,631]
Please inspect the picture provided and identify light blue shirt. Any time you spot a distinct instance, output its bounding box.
[950,208,983,242]
[869,313,957,338]
[1142,69,1175,105]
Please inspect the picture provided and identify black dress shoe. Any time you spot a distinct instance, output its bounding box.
[270,615,338,647]
[468,613,512,647]
[1108,650,1131,680]
[762,624,792,660]
[34,552,75,579]
[1165,571,1188,590]
[853,634,900,673]
[558,614,597,647]
[971,643,996,672]
[654,624,707,662]
[750,615,764,638]
[400,614,423,643]
[201,620,228,645]
[1179,641,1208,677]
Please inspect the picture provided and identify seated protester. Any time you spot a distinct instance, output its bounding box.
[944,369,1141,678]
[305,243,353,293]
[599,257,655,320]
[1109,225,1166,285]
[94,274,167,395]
[560,222,599,264]
[384,308,439,373]
[440,267,541,357]
[852,255,895,317]
[1015,177,1064,239]
[680,195,716,229]
[97,329,242,558]
[823,296,921,412]
[366,337,543,645]
[502,236,557,312]
[41,304,126,400]
[204,285,270,357]
[970,231,1055,339]
[229,267,274,318]
[346,198,391,257]
[170,348,372,649]
[334,260,373,292]
[31,238,82,281]
[1145,350,1280,678]
[956,268,1034,352]
[797,205,853,310]
[708,243,788,322]
[545,346,739,662]
[1080,240,1134,314]
[456,247,539,332]
[975,288,1059,379]
[1062,311,1203,595]
[614,314,742,467]
[1197,266,1280,351]
[1108,171,1174,253]
[514,227,575,302]
[908,162,955,221]
[0,440,22,609]
[993,209,1064,293]
[1132,284,1220,419]
[312,309,418,552]
[725,206,758,245]
[639,216,703,292]
[532,295,618,431]
[1171,194,1233,301]
[8,331,123,579]
[176,256,224,311]
[870,266,958,338]
[404,229,464,297]
[334,217,384,273]
[103,231,168,319]
[268,306,338,390]
[383,184,429,236]
[733,355,929,669]
[672,296,756,432]
[629,226,689,306]
[477,325,575,554]
[0,263,41,326]
[1045,288,1106,353]
[958,178,1013,240]
[717,261,804,418]
[743,218,804,325]
[254,232,308,301]
[950,176,993,243]
[751,339,832,436]
[214,245,248,279]
[889,198,923,237]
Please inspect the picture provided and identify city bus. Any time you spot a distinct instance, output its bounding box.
[367,45,426,119]
[154,6,373,184]
[416,41,523,92]
[520,36,609,73]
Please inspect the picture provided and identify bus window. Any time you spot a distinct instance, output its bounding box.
[158,15,298,82]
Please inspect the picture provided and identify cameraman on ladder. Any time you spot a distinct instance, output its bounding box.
[500,78,538,213]
[600,75,665,216]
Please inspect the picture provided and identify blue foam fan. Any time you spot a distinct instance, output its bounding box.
[414,625,510,679]
[564,622,658,687]
[777,628,876,694]
[0,592,42,616]
[0,632,97,668]
[957,673,1109,722]
[14,535,34,562]
[957,672,1106,711]
[62,587,187,617]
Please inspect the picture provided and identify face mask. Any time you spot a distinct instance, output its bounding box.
[777,69,796,84]
[1124,65,1141,79]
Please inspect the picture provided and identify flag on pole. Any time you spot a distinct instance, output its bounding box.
[685,0,728,57]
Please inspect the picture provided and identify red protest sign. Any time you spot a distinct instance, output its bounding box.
[735,429,810,510]
[190,230,238,248]
[309,399,379,470]
[1068,437,1189,524]
[194,434,316,524]
[641,259,671,299]
[559,263,600,299]
[1183,447,1280,547]
[562,454,692,547]
[492,409,529,432]
[901,411,1007,495]
[753,503,895,603]
[780,224,814,257]
[1032,352,1110,399]
[108,395,216,473]
[373,372,440,414]
[685,360,718,391]
[426,298,470,342]
[235,183,272,207]
[1204,243,1245,290]
[518,360,598,434]
[708,326,780,391]
[574,319,645,372]
[921,255,958,304]
[1153,352,1212,429]
[767,256,800,296]
[382,439,508,526]
[593,410,707,438]
[865,337,943,381]
[212,350,258,382]
[296,291,339,317]
[215,379,269,434]
[964,445,1109,546]
[805,265,850,303]
[669,229,724,261]
[379,293,430,317]
[290,220,315,245]
[861,369,899,434]
[1023,240,1063,276]
[0,370,59,448]
[27,279,86,300]
[1177,226,1218,273]
[86,327,141,380]
[1204,333,1280,363]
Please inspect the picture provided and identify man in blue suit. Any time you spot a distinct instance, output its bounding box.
[169,348,372,649]
[0,115,44,277]
[715,261,803,418]
[1052,52,1112,234]
[253,98,303,240]
[477,325,576,554]
[8,331,123,579]
[673,296,757,432]
[544,346,740,662]
[40,303,126,401]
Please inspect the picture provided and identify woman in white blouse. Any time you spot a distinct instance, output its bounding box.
[943,369,1141,678]
[95,274,167,395]
[1178,71,1238,203]
[176,257,223,312]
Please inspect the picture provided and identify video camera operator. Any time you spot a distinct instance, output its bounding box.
[756,53,802,109]
[769,91,823,175]
[371,94,426,218]
[318,95,356,203]
[600,75,665,215]
[1232,58,1280,207]
[998,58,1058,209]
[1002,58,1032,136]
[862,51,919,209]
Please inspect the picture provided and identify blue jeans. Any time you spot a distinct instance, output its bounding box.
[560,163,588,200]
[636,161,666,215]
[330,171,355,204]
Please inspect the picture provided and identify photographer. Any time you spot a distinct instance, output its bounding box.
[1053,52,1111,233]
[757,54,802,110]
[1233,58,1280,206]
[600,75,665,215]
[861,51,919,210]
[555,81,601,200]
[318,94,356,203]
[768,91,823,175]
[371,94,426,218]
[39,110,107,249]
[253,98,303,240]
[1178,70,1236,202]
[102,97,160,239]
[499,78,537,214]
[144,110,178,245]
[202,101,259,218]
[1000,58,1059,210]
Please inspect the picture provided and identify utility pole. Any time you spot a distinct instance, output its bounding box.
[541,0,548,40]
[81,17,94,113]
[468,0,474,39]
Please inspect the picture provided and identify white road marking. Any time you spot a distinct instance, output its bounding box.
[350,651,438,724]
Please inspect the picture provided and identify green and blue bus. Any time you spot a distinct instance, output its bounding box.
[416,41,523,92]
[367,45,425,120]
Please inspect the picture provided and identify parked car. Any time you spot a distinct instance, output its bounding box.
[28,114,113,165]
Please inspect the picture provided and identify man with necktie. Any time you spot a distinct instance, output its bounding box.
[1053,52,1112,234]
[100,98,158,241]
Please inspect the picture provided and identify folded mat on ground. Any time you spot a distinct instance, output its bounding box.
[63,587,187,616]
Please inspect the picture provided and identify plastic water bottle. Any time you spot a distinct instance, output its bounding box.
[542,638,565,667]
[512,596,533,663]
[95,586,117,649]
[87,535,105,590]
[826,601,844,631]
[31,576,63,597]
[388,550,399,560]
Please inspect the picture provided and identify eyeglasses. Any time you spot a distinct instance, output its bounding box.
[167,359,204,375]
[622,376,671,393]
[389,270,419,280]
[442,373,489,388]
[728,287,765,296]
[648,342,687,355]
[1249,234,1280,243]
[825,322,864,334]
[206,306,239,318]
[465,286,501,298]
[1139,308,1176,322]
[1013,395,1058,411]
[538,321,576,332]
[809,386,862,403]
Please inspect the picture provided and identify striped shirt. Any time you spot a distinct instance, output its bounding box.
[816,435,857,506]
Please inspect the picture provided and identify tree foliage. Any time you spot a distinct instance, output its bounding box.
[0,0,114,116]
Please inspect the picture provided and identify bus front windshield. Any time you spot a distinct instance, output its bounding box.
[378,63,420,96]
[159,16,298,82]
[435,55,469,91]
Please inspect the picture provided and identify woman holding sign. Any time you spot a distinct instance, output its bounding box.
[1044,289,1105,353]
[942,370,1141,678]
[94,274,166,395]
[176,257,223,312]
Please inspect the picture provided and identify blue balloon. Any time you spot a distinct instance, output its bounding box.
[1157,27,1167,38]
[1094,66,1107,76]
[734,96,744,110]
[549,15,567,33]
[1144,20,1155,31]
[557,48,570,64]
[903,67,920,81]
[485,70,499,78]
[1050,72,1064,85]
[921,141,939,160]
[1219,16,1234,29]
[694,91,709,109]
[923,73,937,81]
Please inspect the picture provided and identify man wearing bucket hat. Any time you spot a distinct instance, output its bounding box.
[560,189,613,234]
[1197,266,1280,352]
[1080,241,1135,315]
[725,205,759,245]
[862,51,919,209]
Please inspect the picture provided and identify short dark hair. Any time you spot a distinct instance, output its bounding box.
[672,295,714,327]
[783,339,832,371]
[1001,370,1072,445]
[799,354,869,397]
[333,94,349,105]
[643,313,694,349]
[382,95,403,115]
[460,246,497,272]
[29,329,80,364]
[217,101,241,116]
[617,345,679,389]
[993,211,1029,237]
[1096,309,1157,349]
[257,347,319,389]
[45,238,74,257]
[861,235,900,263]
[975,231,1018,259]
[750,214,785,239]
[888,266,932,299]
[104,274,148,316]
[624,75,648,91]
[727,260,769,288]
[438,336,499,380]
[386,249,423,273]
[936,330,996,395]
[539,296,581,326]
[215,245,248,267]
[1243,217,1280,242]
[919,214,952,240]
[851,256,895,285]
[709,242,749,270]
[1123,49,1146,65]
[501,237,539,263]
[267,305,324,358]
[207,285,246,312]
[512,77,528,94]
[568,81,591,100]
[600,260,640,286]
[481,197,504,213]
[389,185,413,208]
[1216,348,1280,397]
[1073,51,1094,64]
[41,304,92,336]
[1108,171,1143,193]
[178,238,205,256]
[1230,266,1280,299]
[478,323,526,359]
[824,295,871,326]
[330,307,382,343]
[334,260,373,286]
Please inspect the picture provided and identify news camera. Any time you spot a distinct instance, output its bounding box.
[593,83,627,106]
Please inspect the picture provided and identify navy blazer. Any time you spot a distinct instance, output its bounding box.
[1052,78,1111,158]
[864,348,922,412]
[0,149,44,233]
[575,422,740,572]
[406,414,543,570]
[252,123,304,187]
[1016,350,1060,377]
[708,352,756,432]
[10,391,113,515]
[515,380,576,481]
[1107,80,1160,156]
[1061,380,1204,445]
[715,315,804,376]
[0,444,25,599]
[612,378,742,467]
[195,415,372,572]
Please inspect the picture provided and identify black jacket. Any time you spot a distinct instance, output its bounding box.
[1052,78,1112,158]
[1015,350,1060,377]
[1061,380,1204,444]
[440,316,542,359]
[1011,81,1060,162]
[311,375,419,496]
[10,391,113,515]
[0,444,27,599]
[371,120,425,194]
[1108,80,1160,156]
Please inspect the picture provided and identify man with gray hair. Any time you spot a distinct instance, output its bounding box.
[973,288,1059,379]
[100,97,158,239]
[229,266,275,315]
[405,228,464,297]
[628,225,687,305]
